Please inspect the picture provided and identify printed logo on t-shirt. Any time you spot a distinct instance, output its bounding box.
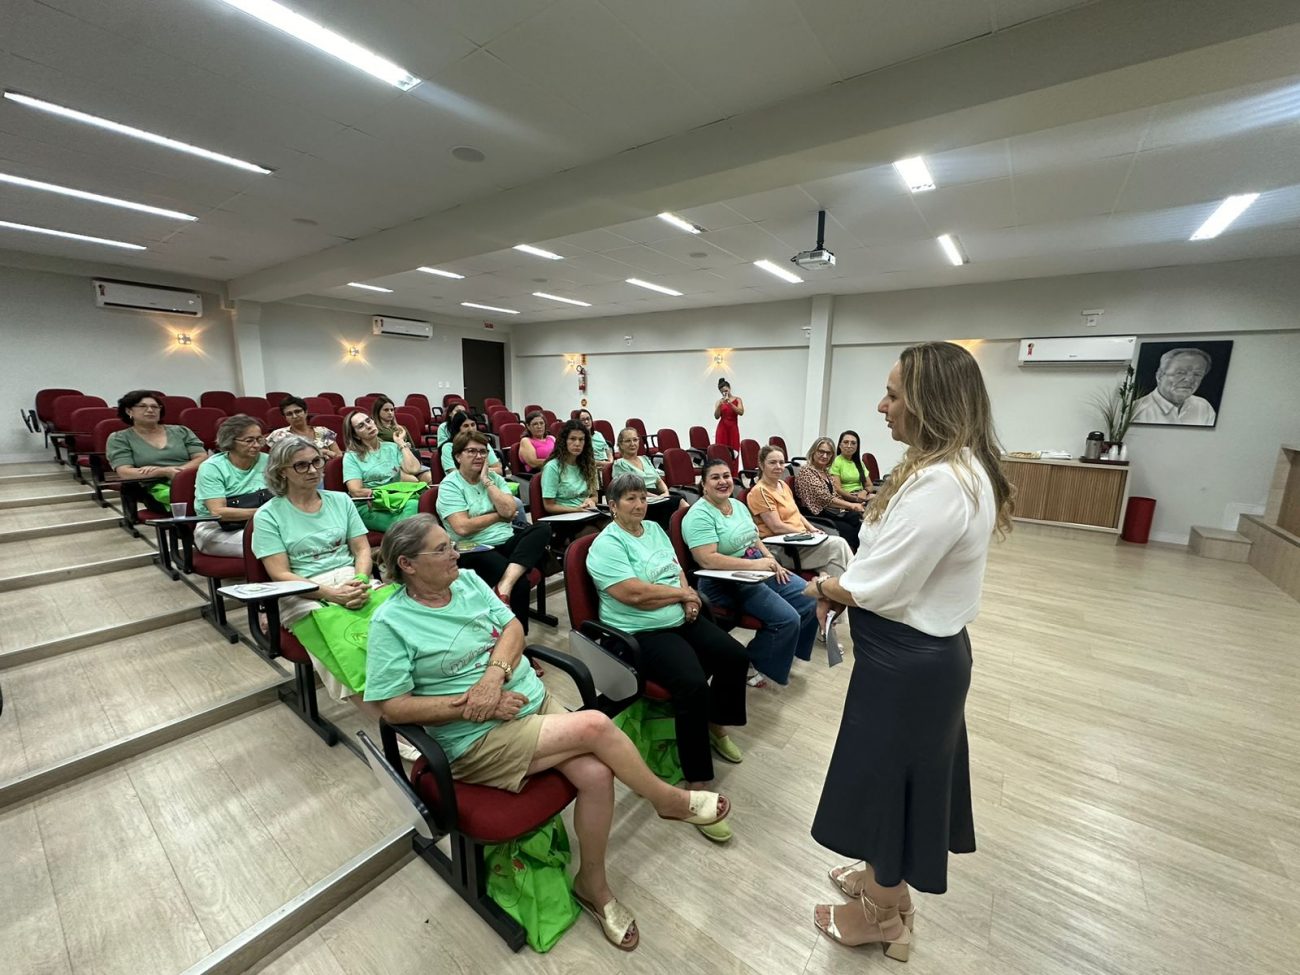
[439,611,502,678]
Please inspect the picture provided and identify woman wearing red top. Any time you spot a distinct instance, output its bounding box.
[713,378,743,455]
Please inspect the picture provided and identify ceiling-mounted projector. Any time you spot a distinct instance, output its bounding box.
[792,210,836,269]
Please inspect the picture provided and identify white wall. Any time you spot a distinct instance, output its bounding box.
[0,263,237,462]
[256,299,508,404]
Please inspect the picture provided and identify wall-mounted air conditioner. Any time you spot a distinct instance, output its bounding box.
[1018,335,1135,364]
[372,315,432,339]
[93,279,202,316]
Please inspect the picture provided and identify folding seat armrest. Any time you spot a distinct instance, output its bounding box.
[148,514,220,576]
[684,448,705,466]
[577,619,643,669]
[20,409,36,433]
[522,645,597,708]
[356,728,437,841]
[217,581,320,657]
[380,720,460,835]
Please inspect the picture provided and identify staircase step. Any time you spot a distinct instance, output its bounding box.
[0,531,155,591]
[4,705,406,975]
[1189,525,1252,562]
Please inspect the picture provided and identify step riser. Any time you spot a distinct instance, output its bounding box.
[0,517,118,544]
[0,471,69,485]
[0,492,94,509]
[0,553,156,592]
[0,685,285,810]
[179,831,414,975]
[0,605,205,670]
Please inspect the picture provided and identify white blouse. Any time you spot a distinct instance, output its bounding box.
[838,456,996,637]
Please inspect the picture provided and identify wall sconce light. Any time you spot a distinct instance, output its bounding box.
[713,353,723,365]
[175,332,192,346]
[347,346,361,358]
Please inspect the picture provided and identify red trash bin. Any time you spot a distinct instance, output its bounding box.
[1121,496,1156,544]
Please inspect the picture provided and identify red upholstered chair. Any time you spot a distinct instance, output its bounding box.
[564,533,670,705]
[483,397,504,411]
[660,448,700,496]
[355,396,379,414]
[264,408,286,433]
[31,387,80,439]
[48,394,107,464]
[161,394,198,417]
[688,426,710,454]
[548,420,565,440]
[863,452,881,484]
[356,639,598,952]
[739,439,761,486]
[403,394,434,430]
[593,419,616,448]
[336,405,354,417]
[443,393,467,413]
[324,457,383,546]
[318,391,345,409]
[67,406,117,483]
[668,508,765,634]
[394,408,424,437]
[179,408,225,451]
[303,396,334,415]
[523,403,543,417]
[265,391,291,404]
[233,520,344,746]
[157,466,244,639]
[706,443,738,477]
[228,396,268,417]
[200,391,237,412]
[311,413,345,441]
[86,418,127,507]
[656,428,701,472]
[768,435,805,470]
[625,418,658,455]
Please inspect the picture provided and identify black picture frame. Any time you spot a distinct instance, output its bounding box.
[1132,340,1233,428]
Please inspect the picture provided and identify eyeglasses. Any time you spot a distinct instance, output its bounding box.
[234,435,267,445]
[460,448,489,457]
[290,457,326,474]
[815,449,833,457]
[413,545,457,558]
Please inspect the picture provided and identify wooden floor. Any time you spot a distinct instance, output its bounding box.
[1,458,1298,975]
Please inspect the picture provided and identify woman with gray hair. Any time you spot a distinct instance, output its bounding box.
[587,474,749,842]
[252,436,377,713]
[193,413,270,556]
[365,513,733,952]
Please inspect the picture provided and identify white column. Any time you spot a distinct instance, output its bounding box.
[800,294,835,447]
[230,300,266,395]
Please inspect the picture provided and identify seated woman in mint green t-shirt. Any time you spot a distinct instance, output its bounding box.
[251,436,377,712]
[610,425,688,530]
[364,513,732,952]
[540,421,599,514]
[341,409,424,497]
[192,414,270,558]
[586,473,748,833]
[438,410,502,477]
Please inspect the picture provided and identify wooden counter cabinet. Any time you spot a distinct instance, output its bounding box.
[1002,457,1129,533]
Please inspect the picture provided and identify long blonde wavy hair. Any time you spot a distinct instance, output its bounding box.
[866,342,1014,535]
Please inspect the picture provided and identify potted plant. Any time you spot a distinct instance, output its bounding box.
[1091,365,1141,456]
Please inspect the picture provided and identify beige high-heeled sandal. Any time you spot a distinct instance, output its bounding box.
[813,893,911,962]
[827,861,915,931]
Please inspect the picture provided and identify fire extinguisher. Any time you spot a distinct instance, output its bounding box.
[576,364,587,394]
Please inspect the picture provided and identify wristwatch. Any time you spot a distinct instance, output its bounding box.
[815,577,827,597]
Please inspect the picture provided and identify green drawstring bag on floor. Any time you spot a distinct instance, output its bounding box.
[289,583,400,692]
[613,697,683,784]
[359,482,425,532]
[148,482,171,505]
[484,813,580,953]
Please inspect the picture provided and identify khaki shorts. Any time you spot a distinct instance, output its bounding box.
[451,693,566,793]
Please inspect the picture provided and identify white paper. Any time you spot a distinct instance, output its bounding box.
[218,580,319,601]
[539,511,601,522]
[694,569,774,583]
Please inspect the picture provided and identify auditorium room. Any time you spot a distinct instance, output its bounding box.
[2,1,1299,973]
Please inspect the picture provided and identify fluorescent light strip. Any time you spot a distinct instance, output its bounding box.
[215,0,421,90]
[625,277,682,297]
[462,301,519,315]
[1189,193,1259,240]
[2,91,273,174]
[753,259,804,284]
[533,292,591,307]
[0,172,197,221]
[513,243,563,260]
[657,211,701,234]
[347,282,392,292]
[0,219,145,250]
[417,266,464,279]
[937,234,968,266]
[893,156,935,192]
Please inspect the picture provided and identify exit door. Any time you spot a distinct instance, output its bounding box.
[462,338,506,409]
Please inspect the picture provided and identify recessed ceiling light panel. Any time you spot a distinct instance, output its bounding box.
[513,243,563,260]
[0,171,197,221]
[2,91,273,174]
[417,266,464,279]
[1189,193,1259,240]
[347,282,393,292]
[657,211,703,234]
[0,219,146,250]
[533,292,591,307]
[462,301,519,315]
[215,0,421,90]
[893,156,936,192]
[936,233,968,266]
[753,259,804,284]
[625,277,682,296]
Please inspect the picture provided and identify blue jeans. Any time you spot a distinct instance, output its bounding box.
[697,571,818,684]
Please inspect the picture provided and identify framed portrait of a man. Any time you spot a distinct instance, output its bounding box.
[1132,340,1233,428]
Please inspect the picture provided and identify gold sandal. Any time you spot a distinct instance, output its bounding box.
[813,893,911,962]
[827,862,915,930]
[574,892,639,951]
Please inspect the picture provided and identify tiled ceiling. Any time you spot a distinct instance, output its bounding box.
[2,0,1299,325]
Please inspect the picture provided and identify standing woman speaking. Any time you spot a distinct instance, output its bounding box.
[712,377,743,457]
[805,342,1013,962]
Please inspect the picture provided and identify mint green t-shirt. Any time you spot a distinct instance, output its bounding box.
[194,452,269,517]
[439,441,500,476]
[436,470,514,546]
[343,441,403,489]
[611,455,659,491]
[587,521,685,633]
[540,459,593,508]
[364,572,545,762]
[106,424,205,471]
[590,430,611,463]
[829,454,866,495]
[681,497,761,558]
[251,491,367,577]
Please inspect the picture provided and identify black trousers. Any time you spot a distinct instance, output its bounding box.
[457,523,551,632]
[634,617,749,782]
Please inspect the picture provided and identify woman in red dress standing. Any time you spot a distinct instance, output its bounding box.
[713,378,744,473]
